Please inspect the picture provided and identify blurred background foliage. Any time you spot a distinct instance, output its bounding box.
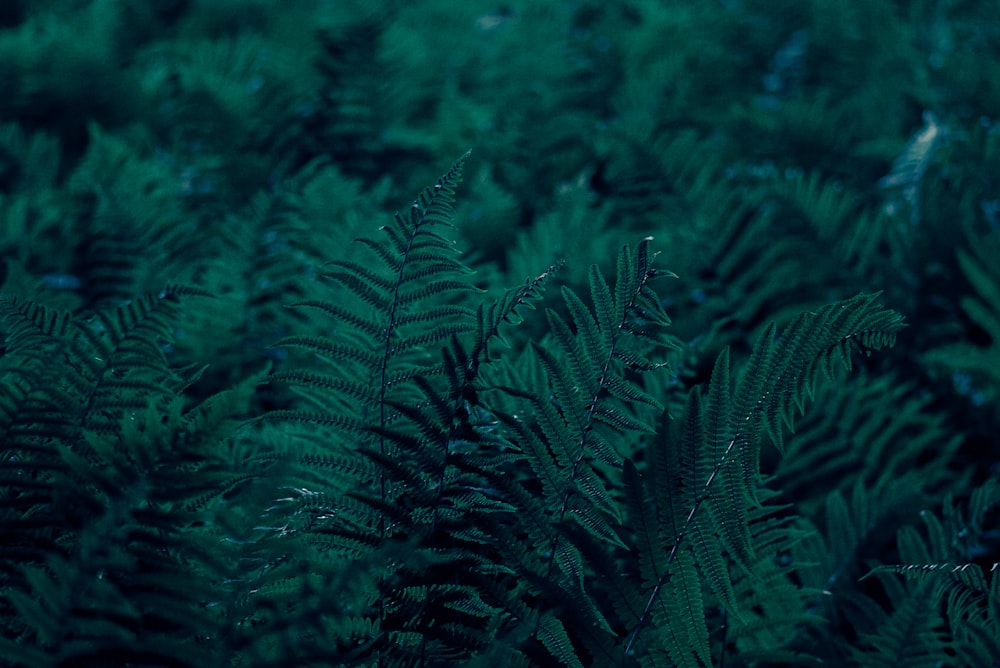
[1,0,999,664]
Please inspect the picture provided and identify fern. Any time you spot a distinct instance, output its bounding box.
[855,482,1000,667]
[777,372,959,496]
[0,284,266,667]
[246,150,911,666]
[924,230,1000,415]
[625,292,905,661]
[1,3,998,665]
[1,140,920,666]
[257,153,566,663]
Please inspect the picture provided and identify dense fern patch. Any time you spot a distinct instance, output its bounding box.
[1,1,999,666]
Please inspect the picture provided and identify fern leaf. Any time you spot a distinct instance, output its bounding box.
[650,549,711,668]
[271,335,381,368]
[497,406,567,511]
[267,370,378,404]
[565,493,628,550]
[623,459,664,589]
[0,297,73,349]
[603,374,663,410]
[322,259,400,291]
[288,299,385,338]
[627,293,904,657]
[255,409,364,432]
[536,613,585,668]
[864,562,989,593]
[850,579,947,668]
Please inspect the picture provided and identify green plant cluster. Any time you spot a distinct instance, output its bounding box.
[1,1,999,666]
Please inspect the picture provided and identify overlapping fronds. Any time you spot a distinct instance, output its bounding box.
[623,292,905,663]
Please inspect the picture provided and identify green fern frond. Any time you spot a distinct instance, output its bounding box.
[256,154,579,663]
[654,549,712,668]
[767,169,900,276]
[0,282,266,667]
[489,241,678,663]
[471,263,559,357]
[850,577,948,668]
[271,152,477,427]
[535,612,585,668]
[851,480,1000,666]
[865,561,990,594]
[736,292,906,456]
[626,293,904,658]
[0,296,73,346]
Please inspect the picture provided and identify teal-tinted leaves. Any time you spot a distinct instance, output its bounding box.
[523,238,674,496]
[566,492,627,549]
[623,459,662,587]
[268,370,378,404]
[269,335,381,368]
[698,348,754,572]
[750,290,905,458]
[651,549,711,668]
[0,297,73,349]
[491,239,676,663]
[285,300,384,338]
[704,348,733,477]
[257,155,529,662]
[603,374,662,410]
[592,404,654,436]
[472,265,556,357]
[536,613,585,668]
[851,577,947,668]
[627,294,904,657]
[589,264,618,337]
[525,237,675,469]
[497,405,568,512]
[269,154,479,439]
[323,259,397,293]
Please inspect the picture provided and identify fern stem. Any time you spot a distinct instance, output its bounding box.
[373,172,454,655]
[536,260,659,642]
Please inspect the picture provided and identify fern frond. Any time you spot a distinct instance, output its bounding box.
[865,561,989,593]
[0,282,266,666]
[626,293,904,657]
[514,239,675,570]
[257,155,585,663]
[255,409,365,432]
[850,578,948,668]
[653,549,712,668]
[850,480,1000,666]
[0,297,73,347]
[536,612,585,668]
[737,292,905,456]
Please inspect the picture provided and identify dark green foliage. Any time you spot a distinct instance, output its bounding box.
[852,482,1000,667]
[0,286,268,666]
[924,227,1000,417]
[618,294,903,665]
[1,1,999,666]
